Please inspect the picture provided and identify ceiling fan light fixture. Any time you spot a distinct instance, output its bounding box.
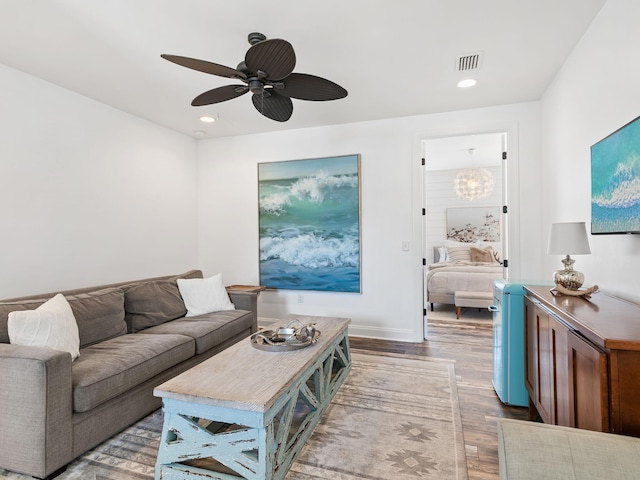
[199,115,216,123]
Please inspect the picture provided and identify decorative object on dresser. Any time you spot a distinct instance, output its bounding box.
[547,221,592,291]
[523,285,640,436]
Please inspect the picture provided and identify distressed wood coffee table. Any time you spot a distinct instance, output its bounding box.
[153,315,351,480]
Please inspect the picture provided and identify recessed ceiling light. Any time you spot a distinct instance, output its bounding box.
[200,115,216,123]
[457,78,477,88]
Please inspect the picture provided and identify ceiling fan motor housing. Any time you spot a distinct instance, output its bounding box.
[248,32,267,45]
[249,78,264,94]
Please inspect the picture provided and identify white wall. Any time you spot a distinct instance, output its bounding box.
[541,0,640,302]
[197,101,542,341]
[0,64,199,298]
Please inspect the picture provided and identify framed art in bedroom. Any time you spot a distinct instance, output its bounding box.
[446,206,501,242]
[258,154,361,293]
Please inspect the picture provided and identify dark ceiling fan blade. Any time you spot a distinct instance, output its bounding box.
[251,91,293,122]
[245,39,296,81]
[276,73,348,101]
[161,54,247,80]
[191,85,248,106]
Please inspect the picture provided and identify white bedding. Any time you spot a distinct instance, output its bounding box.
[426,261,503,305]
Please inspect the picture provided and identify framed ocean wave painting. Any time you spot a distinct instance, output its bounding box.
[258,154,361,293]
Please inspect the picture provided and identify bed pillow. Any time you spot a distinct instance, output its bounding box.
[7,293,80,360]
[446,240,474,248]
[470,246,494,263]
[437,246,449,263]
[476,241,502,263]
[177,273,235,317]
[446,246,472,262]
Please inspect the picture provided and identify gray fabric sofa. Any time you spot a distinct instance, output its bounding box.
[0,270,258,479]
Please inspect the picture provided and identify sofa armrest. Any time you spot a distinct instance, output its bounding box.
[0,344,73,478]
[228,291,258,333]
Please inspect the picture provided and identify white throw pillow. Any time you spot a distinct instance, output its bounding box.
[8,293,80,360]
[177,274,235,317]
[437,246,449,263]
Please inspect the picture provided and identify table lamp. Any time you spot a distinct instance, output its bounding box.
[547,222,591,290]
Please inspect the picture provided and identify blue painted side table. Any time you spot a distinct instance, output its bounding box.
[153,315,351,480]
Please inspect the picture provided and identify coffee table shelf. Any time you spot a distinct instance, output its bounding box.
[154,315,351,480]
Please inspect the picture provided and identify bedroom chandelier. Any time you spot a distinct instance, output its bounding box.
[454,149,495,201]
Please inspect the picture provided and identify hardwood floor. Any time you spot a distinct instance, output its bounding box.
[349,315,528,480]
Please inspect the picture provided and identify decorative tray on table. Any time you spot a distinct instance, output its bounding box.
[250,320,321,352]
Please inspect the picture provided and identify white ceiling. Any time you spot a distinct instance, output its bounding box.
[0,1,606,139]
[424,132,504,171]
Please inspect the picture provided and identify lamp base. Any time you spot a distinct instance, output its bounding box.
[553,255,584,290]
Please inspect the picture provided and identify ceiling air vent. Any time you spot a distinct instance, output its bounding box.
[456,52,483,72]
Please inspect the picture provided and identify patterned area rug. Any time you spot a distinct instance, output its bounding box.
[0,352,467,480]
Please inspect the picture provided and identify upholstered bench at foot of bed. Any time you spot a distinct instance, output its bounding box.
[497,419,640,479]
[454,291,493,319]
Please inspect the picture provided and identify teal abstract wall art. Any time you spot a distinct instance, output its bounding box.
[258,154,361,292]
[591,115,640,235]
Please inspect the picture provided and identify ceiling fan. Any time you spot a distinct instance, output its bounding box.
[161,32,348,122]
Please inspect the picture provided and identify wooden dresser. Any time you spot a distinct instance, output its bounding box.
[524,285,640,436]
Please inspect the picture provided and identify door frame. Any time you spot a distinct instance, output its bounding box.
[411,122,522,341]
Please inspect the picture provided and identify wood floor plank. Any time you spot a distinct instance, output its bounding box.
[350,316,528,480]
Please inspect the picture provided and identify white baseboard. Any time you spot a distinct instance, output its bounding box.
[346,324,416,342]
[258,318,417,343]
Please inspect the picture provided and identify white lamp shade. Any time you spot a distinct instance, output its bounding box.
[547,222,591,255]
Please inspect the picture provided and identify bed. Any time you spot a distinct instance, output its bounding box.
[426,243,504,309]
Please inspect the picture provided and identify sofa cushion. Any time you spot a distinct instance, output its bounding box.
[497,418,640,479]
[138,310,253,355]
[124,280,187,333]
[8,293,80,360]
[72,333,195,413]
[1,288,127,349]
[66,288,127,347]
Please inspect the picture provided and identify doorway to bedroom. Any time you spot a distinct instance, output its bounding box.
[422,132,508,335]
